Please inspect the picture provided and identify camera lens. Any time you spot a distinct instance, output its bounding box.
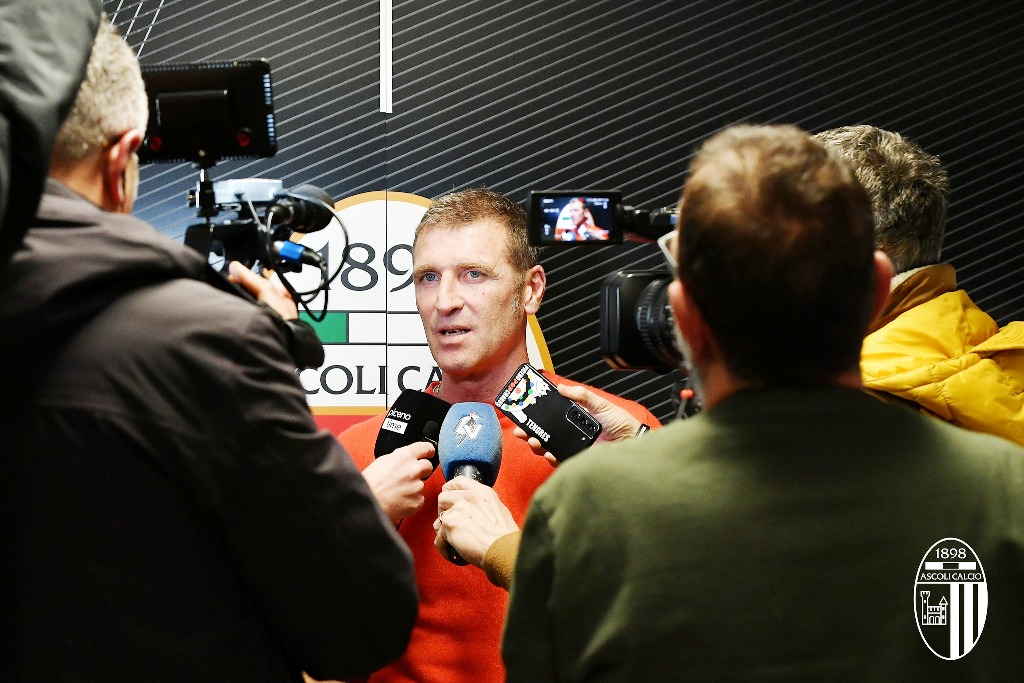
[600,270,682,372]
[635,279,682,369]
[568,406,598,436]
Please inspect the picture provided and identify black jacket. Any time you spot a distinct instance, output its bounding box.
[0,0,101,272]
[2,181,417,681]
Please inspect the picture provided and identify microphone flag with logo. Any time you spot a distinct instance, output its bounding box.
[438,402,502,485]
[375,389,452,473]
[438,402,503,566]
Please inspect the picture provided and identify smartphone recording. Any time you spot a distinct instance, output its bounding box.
[495,363,602,461]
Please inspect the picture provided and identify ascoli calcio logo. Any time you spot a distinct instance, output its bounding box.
[914,538,988,660]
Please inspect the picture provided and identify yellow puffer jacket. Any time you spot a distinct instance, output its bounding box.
[861,264,1024,445]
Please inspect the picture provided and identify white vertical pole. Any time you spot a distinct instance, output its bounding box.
[380,0,393,114]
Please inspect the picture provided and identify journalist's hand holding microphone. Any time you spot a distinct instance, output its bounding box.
[434,476,519,569]
[436,391,650,588]
[360,389,451,523]
[362,442,436,523]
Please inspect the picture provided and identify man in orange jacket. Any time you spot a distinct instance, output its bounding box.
[339,188,658,683]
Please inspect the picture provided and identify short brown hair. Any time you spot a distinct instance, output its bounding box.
[676,124,876,386]
[414,188,537,273]
[815,125,948,275]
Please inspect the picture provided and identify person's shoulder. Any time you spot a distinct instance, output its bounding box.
[924,412,1024,456]
[870,396,1024,476]
[529,420,699,533]
[338,412,389,468]
[930,420,1024,511]
[91,278,305,408]
[541,418,696,496]
[117,277,270,341]
[594,417,694,461]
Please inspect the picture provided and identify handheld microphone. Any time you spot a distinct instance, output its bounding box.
[375,389,452,473]
[268,184,336,234]
[438,402,502,565]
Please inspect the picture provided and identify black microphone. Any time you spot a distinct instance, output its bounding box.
[375,389,452,473]
[268,184,336,234]
[438,402,502,565]
[423,420,442,451]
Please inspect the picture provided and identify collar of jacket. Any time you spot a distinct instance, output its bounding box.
[868,263,956,334]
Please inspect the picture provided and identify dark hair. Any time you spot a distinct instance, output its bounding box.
[414,188,537,272]
[815,125,948,274]
[676,124,876,386]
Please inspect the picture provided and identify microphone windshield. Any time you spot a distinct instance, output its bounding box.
[276,184,336,233]
[438,402,502,486]
[423,421,441,447]
[375,389,452,471]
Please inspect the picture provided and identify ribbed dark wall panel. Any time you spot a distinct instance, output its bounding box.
[111,0,386,237]
[109,0,1024,422]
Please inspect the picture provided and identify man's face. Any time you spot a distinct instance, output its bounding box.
[567,200,585,226]
[413,219,528,384]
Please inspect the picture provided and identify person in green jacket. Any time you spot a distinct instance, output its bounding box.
[503,124,1024,681]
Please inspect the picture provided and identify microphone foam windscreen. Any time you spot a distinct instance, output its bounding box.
[291,183,334,205]
[288,184,336,233]
[375,390,452,468]
[438,402,502,486]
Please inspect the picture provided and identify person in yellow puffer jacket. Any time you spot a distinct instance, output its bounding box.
[816,125,1024,445]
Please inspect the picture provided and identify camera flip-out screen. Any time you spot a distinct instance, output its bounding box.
[527,191,623,246]
[138,59,277,166]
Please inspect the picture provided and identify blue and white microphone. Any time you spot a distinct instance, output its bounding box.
[438,402,503,565]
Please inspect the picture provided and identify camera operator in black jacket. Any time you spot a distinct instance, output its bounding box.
[2,14,417,682]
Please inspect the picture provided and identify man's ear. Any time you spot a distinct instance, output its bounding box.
[522,264,546,315]
[668,278,709,361]
[871,250,894,320]
[102,129,144,211]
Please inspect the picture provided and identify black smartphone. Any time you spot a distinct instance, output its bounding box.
[495,363,602,461]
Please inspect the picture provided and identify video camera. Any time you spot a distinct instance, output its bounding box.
[527,190,681,373]
[182,178,336,276]
[526,190,676,246]
[138,59,348,319]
